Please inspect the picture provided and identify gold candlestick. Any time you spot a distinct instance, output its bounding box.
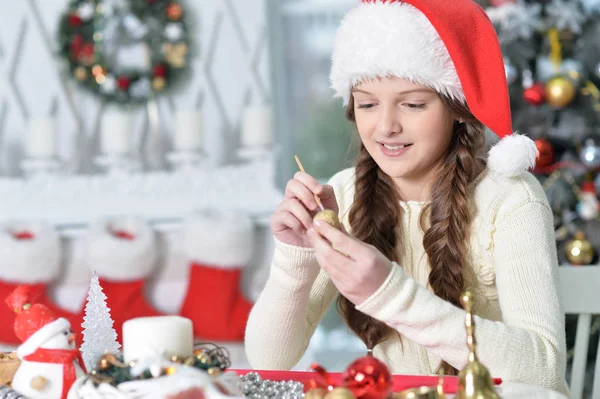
[456,292,500,399]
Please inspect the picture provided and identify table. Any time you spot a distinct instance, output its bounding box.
[488,382,568,399]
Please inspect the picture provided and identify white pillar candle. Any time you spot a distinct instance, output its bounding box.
[101,110,132,155]
[27,118,58,158]
[174,110,203,151]
[122,316,194,363]
[241,105,273,147]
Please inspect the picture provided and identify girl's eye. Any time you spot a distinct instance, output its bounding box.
[357,103,376,109]
[405,103,426,109]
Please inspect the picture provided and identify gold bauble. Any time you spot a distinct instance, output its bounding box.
[313,209,340,229]
[153,77,166,91]
[163,42,188,68]
[305,388,328,399]
[324,387,355,399]
[566,232,595,265]
[545,75,577,108]
[74,67,87,81]
[394,386,439,399]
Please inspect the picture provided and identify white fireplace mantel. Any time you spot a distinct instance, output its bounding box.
[0,159,282,235]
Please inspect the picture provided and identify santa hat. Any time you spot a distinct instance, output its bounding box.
[5,285,70,359]
[330,0,538,178]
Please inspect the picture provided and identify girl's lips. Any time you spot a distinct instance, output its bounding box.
[379,142,413,157]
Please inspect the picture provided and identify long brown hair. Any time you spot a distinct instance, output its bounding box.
[338,94,487,375]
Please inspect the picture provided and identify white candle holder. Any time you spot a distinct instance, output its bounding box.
[20,157,64,178]
[238,104,274,163]
[95,153,140,176]
[21,118,64,178]
[165,150,205,172]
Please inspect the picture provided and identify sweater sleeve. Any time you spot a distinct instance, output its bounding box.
[355,200,568,394]
[244,238,338,369]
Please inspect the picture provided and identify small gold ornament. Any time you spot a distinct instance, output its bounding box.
[74,66,87,81]
[153,77,166,91]
[324,387,355,399]
[207,367,222,376]
[305,388,328,399]
[545,75,577,108]
[456,292,500,399]
[163,42,188,68]
[166,366,177,375]
[394,386,439,398]
[313,209,341,229]
[195,350,211,364]
[566,232,595,265]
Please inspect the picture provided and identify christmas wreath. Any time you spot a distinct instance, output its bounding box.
[58,0,191,104]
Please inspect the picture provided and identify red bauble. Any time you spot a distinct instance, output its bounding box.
[342,356,393,399]
[68,13,82,27]
[535,138,554,168]
[524,83,546,106]
[153,64,167,77]
[117,77,131,91]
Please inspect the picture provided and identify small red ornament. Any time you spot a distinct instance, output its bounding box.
[524,83,546,106]
[166,3,184,20]
[342,356,393,399]
[113,230,135,240]
[534,138,554,168]
[13,231,35,240]
[153,64,167,77]
[117,76,131,91]
[68,13,82,27]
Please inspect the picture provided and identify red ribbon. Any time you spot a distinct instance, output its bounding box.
[24,348,86,399]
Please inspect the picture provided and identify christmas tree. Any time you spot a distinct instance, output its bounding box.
[484,1,600,394]
[484,0,600,266]
[80,270,121,372]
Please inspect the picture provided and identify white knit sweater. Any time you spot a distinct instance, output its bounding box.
[245,168,569,395]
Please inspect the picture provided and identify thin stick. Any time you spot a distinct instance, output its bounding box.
[294,155,325,211]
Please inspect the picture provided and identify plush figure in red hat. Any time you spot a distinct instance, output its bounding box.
[80,217,161,343]
[0,221,83,347]
[6,285,86,399]
[179,209,254,341]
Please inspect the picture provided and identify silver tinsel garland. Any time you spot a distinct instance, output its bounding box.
[240,372,304,399]
[0,387,26,399]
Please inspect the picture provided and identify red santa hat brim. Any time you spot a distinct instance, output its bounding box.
[330,0,537,178]
[17,317,70,359]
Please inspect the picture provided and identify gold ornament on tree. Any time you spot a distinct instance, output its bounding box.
[545,76,577,108]
[163,42,188,68]
[456,291,500,399]
[565,232,595,265]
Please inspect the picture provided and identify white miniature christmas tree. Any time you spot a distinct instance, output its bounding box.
[80,270,121,371]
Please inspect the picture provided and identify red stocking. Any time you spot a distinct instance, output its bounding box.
[179,209,255,341]
[81,217,161,342]
[0,221,82,346]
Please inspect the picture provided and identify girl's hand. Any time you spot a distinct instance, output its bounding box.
[308,219,392,305]
[270,172,339,248]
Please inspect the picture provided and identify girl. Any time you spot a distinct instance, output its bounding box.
[245,0,568,395]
